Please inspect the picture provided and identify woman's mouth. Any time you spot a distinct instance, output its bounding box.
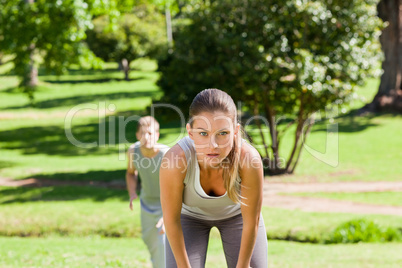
[206,153,220,158]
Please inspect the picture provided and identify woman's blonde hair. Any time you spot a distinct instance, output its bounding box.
[189,88,243,203]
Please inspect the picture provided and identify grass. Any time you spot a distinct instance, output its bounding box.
[281,191,402,206]
[263,207,402,243]
[0,63,401,182]
[1,185,401,241]
[294,113,402,182]
[268,240,402,268]
[1,236,401,268]
[0,60,181,181]
[1,58,401,266]
[0,186,141,237]
[0,236,152,268]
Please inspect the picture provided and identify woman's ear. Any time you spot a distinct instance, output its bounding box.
[234,123,240,137]
[186,123,193,139]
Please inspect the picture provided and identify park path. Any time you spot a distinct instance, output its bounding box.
[1,176,402,215]
[263,180,402,216]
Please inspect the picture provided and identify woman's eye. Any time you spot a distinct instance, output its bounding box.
[219,132,228,136]
[200,132,208,136]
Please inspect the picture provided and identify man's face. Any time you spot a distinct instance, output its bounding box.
[136,126,159,149]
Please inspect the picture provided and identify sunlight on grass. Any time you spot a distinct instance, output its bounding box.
[1,56,401,267]
[1,237,401,268]
[282,191,402,206]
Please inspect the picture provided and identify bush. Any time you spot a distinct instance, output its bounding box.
[325,219,402,244]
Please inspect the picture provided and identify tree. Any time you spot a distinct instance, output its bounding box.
[0,0,99,102]
[157,0,383,175]
[363,0,402,112]
[86,4,167,80]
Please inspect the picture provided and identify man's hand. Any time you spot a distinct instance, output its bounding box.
[129,193,138,210]
[156,217,165,235]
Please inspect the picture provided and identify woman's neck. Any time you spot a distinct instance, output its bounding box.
[198,161,223,174]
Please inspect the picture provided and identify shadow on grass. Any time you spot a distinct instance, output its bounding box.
[36,66,121,76]
[0,123,131,156]
[63,67,121,76]
[0,185,127,204]
[43,76,145,84]
[24,169,127,182]
[311,112,381,133]
[5,90,158,110]
[0,161,15,170]
[0,113,179,156]
[1,84,54,95]
[62,66,150,76]
[1,86,21,94]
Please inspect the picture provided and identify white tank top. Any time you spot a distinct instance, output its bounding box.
[178,137,241,220]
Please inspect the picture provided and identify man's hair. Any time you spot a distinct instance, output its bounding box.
[136,116,160,133]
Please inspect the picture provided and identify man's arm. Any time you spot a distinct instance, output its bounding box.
[126,146,138,210]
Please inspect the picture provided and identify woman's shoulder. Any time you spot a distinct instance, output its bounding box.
[162,143,188,171]
[165,143,186,158]
[240,140,261,158]
[239,140,263,170]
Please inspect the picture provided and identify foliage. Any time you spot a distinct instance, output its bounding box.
[325,219,402,244]
[86,4,167,79]
[157,0,383,174]
[0,0,102,101]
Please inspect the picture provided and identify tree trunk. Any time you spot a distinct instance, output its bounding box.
[27,44,38,88]
[24,0,38,91]
[120,58,130,81]
[364,0,402,113]
[165,6,173,44]
[261,88,287,175]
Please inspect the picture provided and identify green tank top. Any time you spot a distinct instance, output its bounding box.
[132,142,169,212]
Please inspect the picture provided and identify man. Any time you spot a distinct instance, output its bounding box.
[126,116,169,268]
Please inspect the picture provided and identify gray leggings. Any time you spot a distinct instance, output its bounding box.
[165,213,268,268]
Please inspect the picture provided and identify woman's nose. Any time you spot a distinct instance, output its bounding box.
[210,137,218,149]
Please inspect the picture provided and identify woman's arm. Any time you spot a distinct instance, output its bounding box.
[236,143,265,268]
[160,144,191,268]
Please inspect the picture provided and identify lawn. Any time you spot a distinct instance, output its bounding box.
[281,191,402,207]
[0,61,401,182]
[1,59,401,267]
[0,60,180,181]
[1,236,401,268]
[1,185,401,241]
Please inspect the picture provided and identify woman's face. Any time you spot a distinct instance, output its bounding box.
[187,111,238,168]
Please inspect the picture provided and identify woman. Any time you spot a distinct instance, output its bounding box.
[160,88,267,268]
